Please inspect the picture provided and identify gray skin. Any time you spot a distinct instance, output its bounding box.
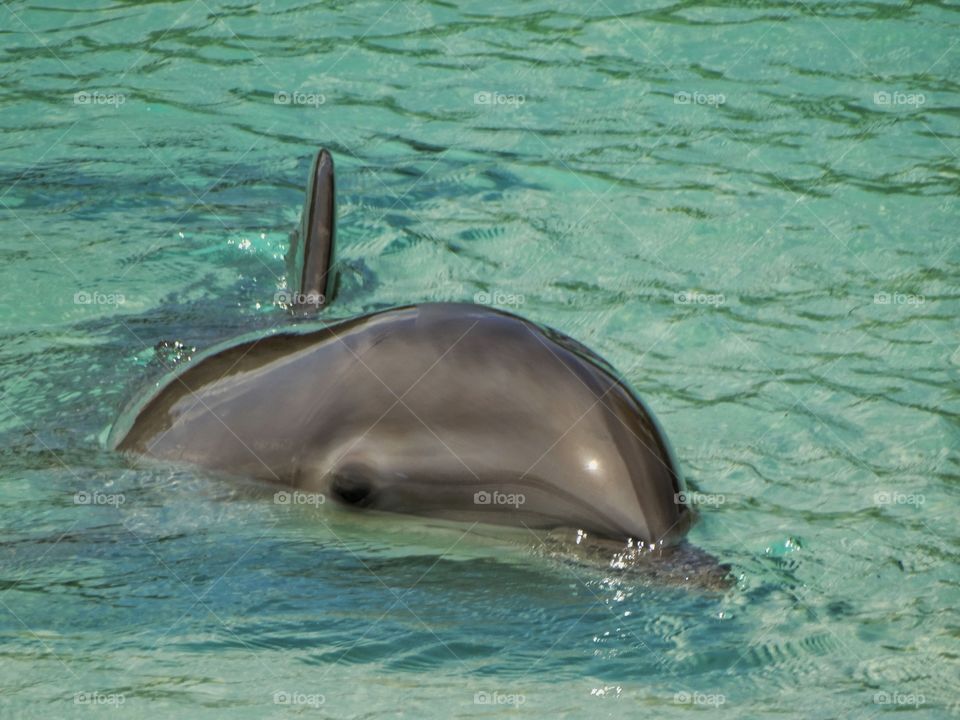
[112,302,693,546]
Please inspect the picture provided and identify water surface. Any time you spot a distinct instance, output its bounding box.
[0,1,958,717]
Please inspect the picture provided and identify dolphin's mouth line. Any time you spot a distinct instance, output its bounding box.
[309,467,652,543]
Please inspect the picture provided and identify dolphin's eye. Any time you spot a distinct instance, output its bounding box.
[331,469,375,507]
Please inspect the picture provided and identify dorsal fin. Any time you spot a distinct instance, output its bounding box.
[291,148,336,311]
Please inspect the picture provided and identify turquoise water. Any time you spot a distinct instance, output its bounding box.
[1,1,958,717]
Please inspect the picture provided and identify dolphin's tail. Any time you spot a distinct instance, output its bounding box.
[289,148,337,311]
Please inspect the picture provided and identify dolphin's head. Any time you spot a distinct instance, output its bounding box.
[116,303,695,549]
[597,381,694,546]
[297,344,694,548]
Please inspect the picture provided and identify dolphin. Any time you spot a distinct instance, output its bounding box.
[111,149,698,551]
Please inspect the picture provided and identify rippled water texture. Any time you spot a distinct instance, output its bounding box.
[1,1,958,718]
